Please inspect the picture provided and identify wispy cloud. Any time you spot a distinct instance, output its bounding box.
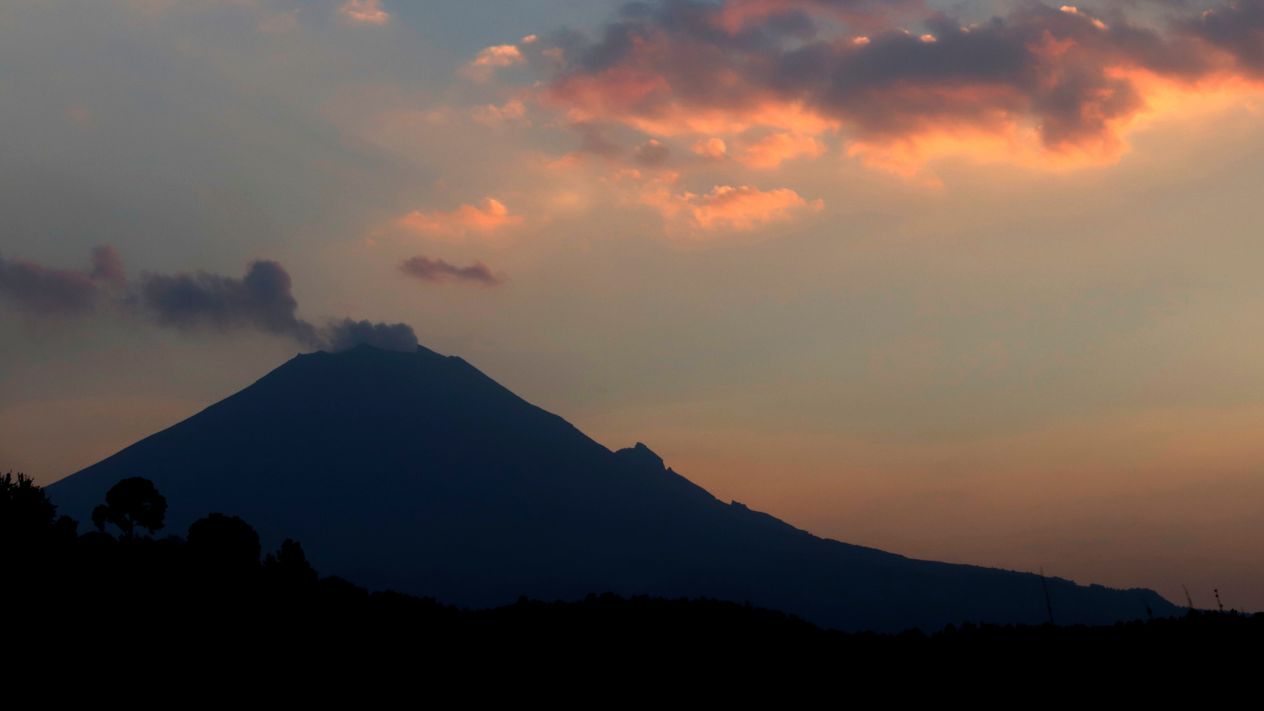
[399,256,505,286]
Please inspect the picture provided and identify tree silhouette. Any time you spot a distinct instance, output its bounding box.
[1,471,70,546]
[91,477,167,539]
[1,471,77,549]
[1,472,56,535]
[264,538,318,587]
[187,513,261,576]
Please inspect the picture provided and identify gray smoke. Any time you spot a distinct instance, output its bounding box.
[0,245,124,316]
[138,260,322,346]
[323,318,419,352]
[0,246,418,352]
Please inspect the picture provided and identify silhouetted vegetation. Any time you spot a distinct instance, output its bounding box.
[4,473,1260,680]
[90,476,167,538]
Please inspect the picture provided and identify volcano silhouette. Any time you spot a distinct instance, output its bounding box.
[48,344,1176,631]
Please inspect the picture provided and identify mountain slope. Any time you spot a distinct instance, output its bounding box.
[48,344,1178,631]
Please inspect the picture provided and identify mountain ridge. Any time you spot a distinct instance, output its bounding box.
[48,343,1178,631]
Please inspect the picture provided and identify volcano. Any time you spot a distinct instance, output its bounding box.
[48,344,1176,631]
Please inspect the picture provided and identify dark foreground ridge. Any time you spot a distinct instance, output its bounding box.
[47,343,1178,631]
[6,473,1260,684]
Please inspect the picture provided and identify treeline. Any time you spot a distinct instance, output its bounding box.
[4,471,1261,677]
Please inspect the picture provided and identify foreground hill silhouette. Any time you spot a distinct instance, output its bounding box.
[10,473,1255,685]
[48,343,1177,631]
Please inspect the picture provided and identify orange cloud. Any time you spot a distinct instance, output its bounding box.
[466,44,526,81]
[524,1,1264,178]
[634,175,822,233]
[739,132,827,169]
[692,137,728,159]
[398,198,524,238]
[339,0,389,25]
[685,185,822,231]
[687,182,824,230]
[845,68,1264,181]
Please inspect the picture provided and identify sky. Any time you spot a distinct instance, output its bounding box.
[2,0,1264,611]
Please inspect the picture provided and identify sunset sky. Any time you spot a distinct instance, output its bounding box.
[3,0,1264,610]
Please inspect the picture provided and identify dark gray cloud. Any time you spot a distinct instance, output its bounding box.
[1185,0,1264,70]
[399,256,504,286]
[587,0,914,66]
[0,247,417,352]
[0,245,123,316]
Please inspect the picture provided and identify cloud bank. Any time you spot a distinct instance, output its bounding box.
[511,0,1264,175]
